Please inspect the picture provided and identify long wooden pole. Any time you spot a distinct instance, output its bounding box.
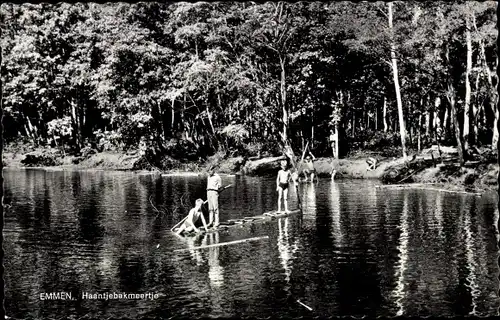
[296,141,309,174]
[174,236,269,252]
[301,141,309,162]
[170,201,207,232]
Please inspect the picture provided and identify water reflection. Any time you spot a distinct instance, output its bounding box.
[433,191,444,239]
[178,234,204,266]
[202,231,225,315]
[329,181,342,247]
[3,169,499,319]
[494,207,500,243]
[461,196,479,316]
[203,232,224,287]
[277,218,300,284]
[302,183,317,220]
[393,191,409,316]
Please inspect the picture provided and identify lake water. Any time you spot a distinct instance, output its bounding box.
[3,168,499,319]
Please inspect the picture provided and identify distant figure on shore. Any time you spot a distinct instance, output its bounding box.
[329,128,339,159]
[330,167,337,181]
[207,166,222,228]
[303,154,316,182]
[276,160,292,213]
[366,157,378,171]
[176,199,208,235]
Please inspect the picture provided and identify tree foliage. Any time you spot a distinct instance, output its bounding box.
[1,1,497,163]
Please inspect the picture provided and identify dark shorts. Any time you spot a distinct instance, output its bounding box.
[279,182,289,190]
[303,169,316,175]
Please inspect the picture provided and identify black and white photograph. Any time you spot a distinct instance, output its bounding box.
[1,1,499,319]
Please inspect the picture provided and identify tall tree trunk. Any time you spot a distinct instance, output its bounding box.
[365,109,369,131]
[433,98,441,136]
[417,113,422,152]
[388,2,408,160]
[444,42,466,165]
[472,69,480,144]
[472,10,499,148]
[70,99,80,149]
[279,55,288,143]
[442,57,465,167]
[479,41,499,147]
[463,15,473,151]
[82,107,86,143]
[156,100,164,145]
[352,112,355,136]
[24,123,33,141]
[311,112,315,148]
[205,106,216,135]
[171,95,175,133]
[23,114,36,143]
[407,103,412,145]
[493,107,500,149]
[447,86,465,166]
[443,106,450,140]
[434,97,443,161]
[181,93,186,134]
[1,46,3,228]
[383,95,388,132]
[425,109,431,136]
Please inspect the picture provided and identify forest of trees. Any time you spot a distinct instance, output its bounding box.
[1,1,498,165]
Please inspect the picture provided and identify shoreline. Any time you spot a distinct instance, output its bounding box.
[3,149,498,195]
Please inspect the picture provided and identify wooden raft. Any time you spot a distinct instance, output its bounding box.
[173,209,302,235]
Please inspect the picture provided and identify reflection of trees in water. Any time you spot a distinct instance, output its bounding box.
[302,183,316,219]
[455,195,497,316]
[392,192,409,316]
[329,181,342,247]
[236,176,273,216]
[77,184,105,243]
[137,175,150,217]
[388,191,498,317]
[361,184,377,234]
[441,194,462,301]
[461,196,479,315]
[186,235,204,265]
[161,176,207,225]
[475,200,500,315]
[336,182,378,248]
[117,254,146,292]
[433,192,444,240]
[4,171,209,317]
[5,170,500,318]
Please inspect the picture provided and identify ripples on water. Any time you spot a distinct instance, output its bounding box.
[3,169,499,319]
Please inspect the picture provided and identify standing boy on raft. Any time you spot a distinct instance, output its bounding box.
[207,166,222,228]
[276,160,292,213]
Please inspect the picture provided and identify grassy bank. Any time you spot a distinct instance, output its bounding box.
[3,145,498,194]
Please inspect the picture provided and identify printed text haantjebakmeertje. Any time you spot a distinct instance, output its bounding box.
[82,292,160,300]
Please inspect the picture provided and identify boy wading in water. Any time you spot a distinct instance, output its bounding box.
[303,154,316,182]
[276,160,292,213]
[176,199,208,235]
